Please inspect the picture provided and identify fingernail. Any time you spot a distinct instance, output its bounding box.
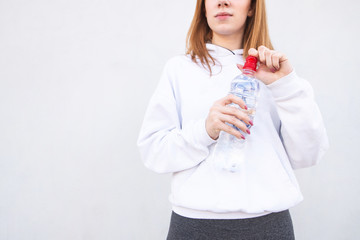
[244,105,248,110]
[271,68,276,73]
[241,135,245,140]
[246,129,250,134]
[249,120,253,126]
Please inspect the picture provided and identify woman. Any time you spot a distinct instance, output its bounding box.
[137,0,329,239]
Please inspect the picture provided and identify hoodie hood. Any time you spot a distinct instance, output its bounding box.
[205,43,245,67]
[206,43,244,57]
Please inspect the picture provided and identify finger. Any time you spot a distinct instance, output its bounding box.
[219,113,250,135]
[218,122,245,139]
[265,50,276,71]
[236,64,243,70]
[221,105,252,126]
[222,94,247,110]
[278,52,288,64]
[271,52,282,70]
[258,45,268,63]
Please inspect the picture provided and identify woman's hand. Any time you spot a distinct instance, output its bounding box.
[237,46,294,85]
[205,94,253,140]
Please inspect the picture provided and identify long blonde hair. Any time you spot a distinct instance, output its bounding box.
[186,0,274,76]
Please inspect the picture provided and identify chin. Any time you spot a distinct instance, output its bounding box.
[213,28,239,36]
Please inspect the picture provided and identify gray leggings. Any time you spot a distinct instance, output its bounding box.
[166,209,295,240]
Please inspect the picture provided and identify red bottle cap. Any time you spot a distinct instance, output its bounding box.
[243,55,258,72]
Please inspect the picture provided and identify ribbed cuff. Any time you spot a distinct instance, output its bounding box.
[266,69,302,98]
[192,118,217,147]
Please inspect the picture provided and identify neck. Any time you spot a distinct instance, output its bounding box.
[211,31,243,51]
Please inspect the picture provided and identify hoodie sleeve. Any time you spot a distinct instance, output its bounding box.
[266,69,330,170]
[136,59,217,174]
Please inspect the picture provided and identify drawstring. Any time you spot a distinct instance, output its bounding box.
[207,42,235,55]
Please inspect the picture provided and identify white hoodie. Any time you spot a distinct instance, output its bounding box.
[137,43,329,219]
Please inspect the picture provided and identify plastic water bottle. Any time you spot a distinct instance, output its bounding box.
[210,55,260,173]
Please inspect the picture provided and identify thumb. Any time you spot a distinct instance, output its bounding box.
[248,48,259,57]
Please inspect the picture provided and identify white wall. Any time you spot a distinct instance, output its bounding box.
[0,0,359,239]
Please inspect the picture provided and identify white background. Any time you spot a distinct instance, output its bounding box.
[0,0,359,239]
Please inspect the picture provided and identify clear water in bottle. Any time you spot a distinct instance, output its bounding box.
[210,56,260,173]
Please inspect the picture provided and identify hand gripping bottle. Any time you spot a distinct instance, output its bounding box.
[210,55,260,173]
